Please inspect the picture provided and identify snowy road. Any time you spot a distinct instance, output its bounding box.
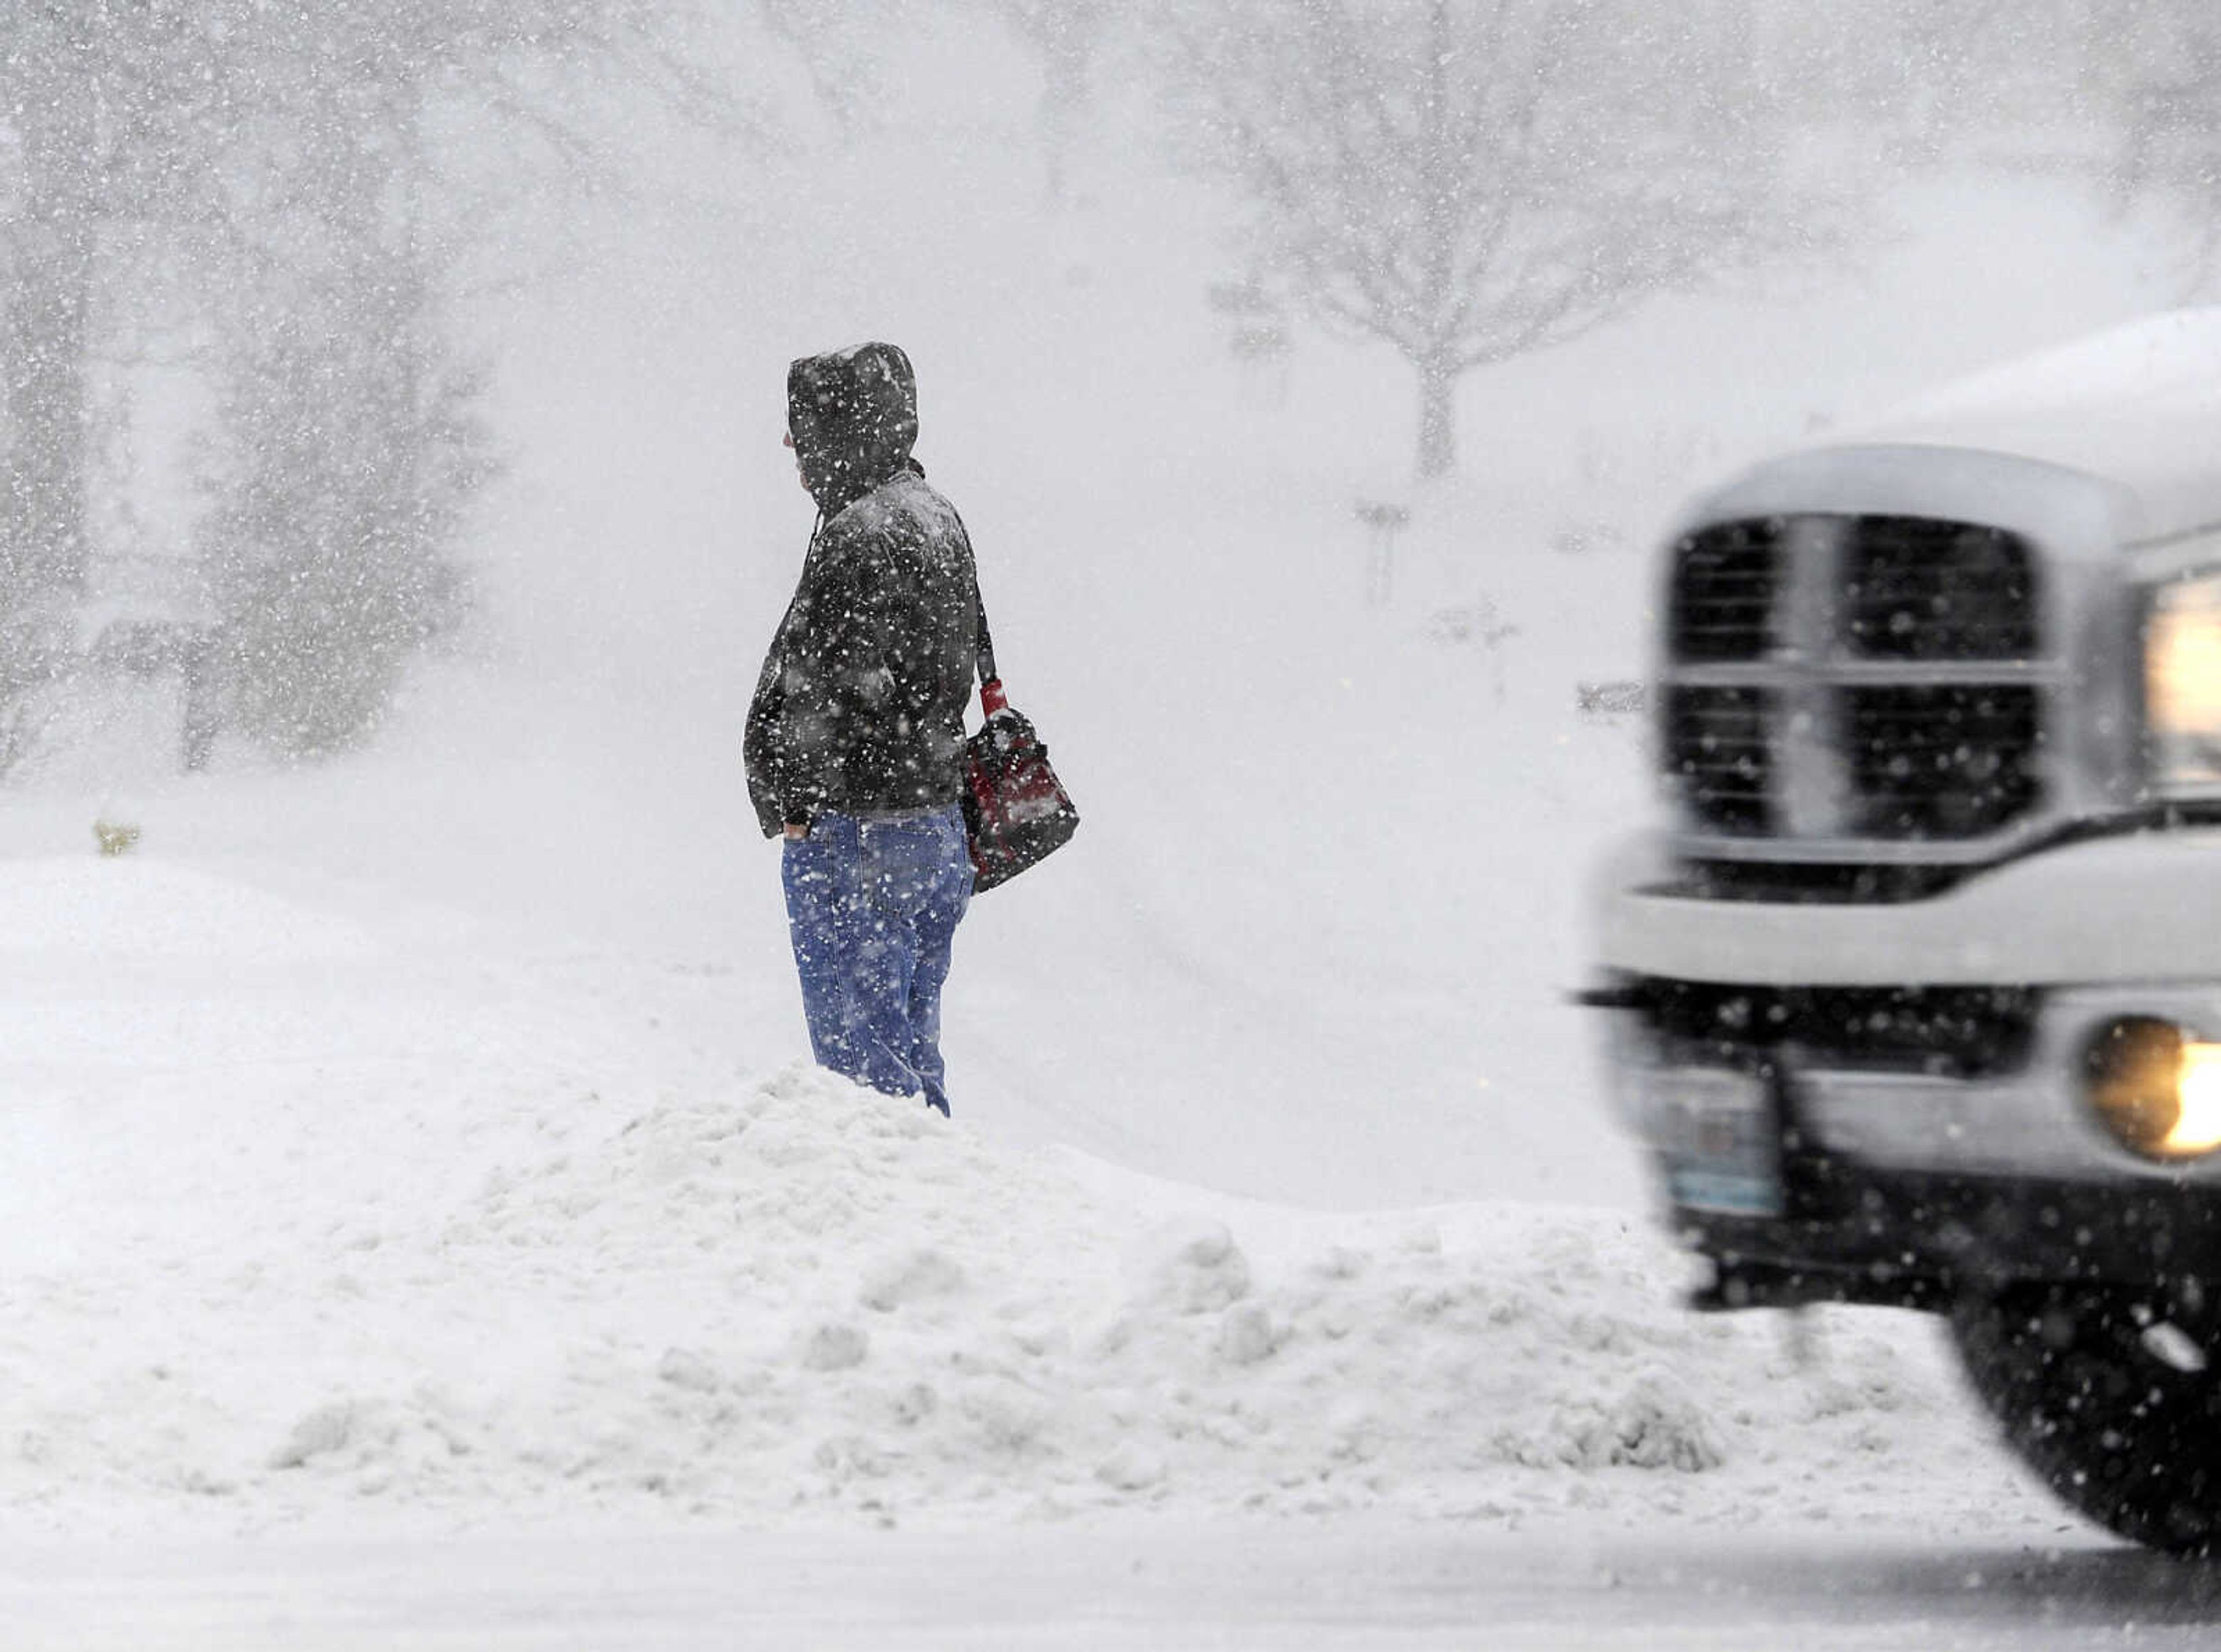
[7,847,2211,1650]
[15,1525,2221,1650]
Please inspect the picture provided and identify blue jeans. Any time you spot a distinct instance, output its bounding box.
[780,806,973,1115]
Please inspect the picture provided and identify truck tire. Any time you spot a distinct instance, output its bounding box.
[1948,1287,2221,1554]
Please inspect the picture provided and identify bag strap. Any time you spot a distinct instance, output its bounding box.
[975,588,999,694]
[953,504,1005,713]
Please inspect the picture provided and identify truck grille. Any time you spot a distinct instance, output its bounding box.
[1666,685,1772,834]
[1637,979,2041,1078]
[1668,521,1779,662]
[1662,514,2045,857]
[1844,685,2042,839]
[1845,518,2035,661]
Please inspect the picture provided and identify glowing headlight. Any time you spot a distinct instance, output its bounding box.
[2085,1016,2221,1162]
[2145,571,2221,792]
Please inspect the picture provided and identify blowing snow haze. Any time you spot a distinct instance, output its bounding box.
[4,0,2221,1597]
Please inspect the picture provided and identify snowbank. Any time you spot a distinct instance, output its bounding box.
[0,857,2050,1542]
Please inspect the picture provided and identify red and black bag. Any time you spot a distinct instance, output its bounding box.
[962,599,1078,893]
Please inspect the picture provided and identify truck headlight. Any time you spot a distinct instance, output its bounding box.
[2144,570,2221,792]
[2084,1016,2221,1161]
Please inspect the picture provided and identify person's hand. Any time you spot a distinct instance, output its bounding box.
[784,823,809,840]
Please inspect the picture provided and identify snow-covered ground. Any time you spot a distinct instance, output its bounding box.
[0,836,2125,1646]
[0,845,2045,1539]
[10,31,2221,1643]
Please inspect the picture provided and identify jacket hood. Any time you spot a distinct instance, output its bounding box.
[787,341,920,516]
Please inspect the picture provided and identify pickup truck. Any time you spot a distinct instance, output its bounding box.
[1588,311,2221,1554]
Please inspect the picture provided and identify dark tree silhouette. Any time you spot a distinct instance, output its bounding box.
[0,2,749,765]
[1174,0,1818,478]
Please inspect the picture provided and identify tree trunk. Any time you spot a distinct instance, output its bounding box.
[1,73,98,617]
[1,227,95,600]
[1416,352,1458,480]
[1414,0,1456,481]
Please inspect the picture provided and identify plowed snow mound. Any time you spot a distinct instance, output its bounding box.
[3,915,2046,1540]
[0,860,2046,1538]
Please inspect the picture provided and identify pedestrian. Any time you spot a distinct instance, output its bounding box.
[744,342,980,1116]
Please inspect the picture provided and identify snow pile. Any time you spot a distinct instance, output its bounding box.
[0,857,381,968]
[0,857,2051,1540]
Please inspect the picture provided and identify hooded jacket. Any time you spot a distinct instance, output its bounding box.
[744,342,982,837]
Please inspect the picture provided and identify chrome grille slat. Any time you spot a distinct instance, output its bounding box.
[1661,512,2046,867]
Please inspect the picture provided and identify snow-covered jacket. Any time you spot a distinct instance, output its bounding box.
[744,343,980,836]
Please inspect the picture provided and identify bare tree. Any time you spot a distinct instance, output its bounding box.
[998,0,1113,205]
[2066,3,2221,263]
[1170,0,1824,478]
[1744,1,2038,162]
[195,64,487,757]
[758,0,897,138]
[0,3,264,771]
[0,1,774,768]
[0,27,96,614]
[189,3,628,757]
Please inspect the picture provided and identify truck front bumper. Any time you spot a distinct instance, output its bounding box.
[1598,993,2221,1310]
[1591,829,2221,1308]
[1595,825,2221,987]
